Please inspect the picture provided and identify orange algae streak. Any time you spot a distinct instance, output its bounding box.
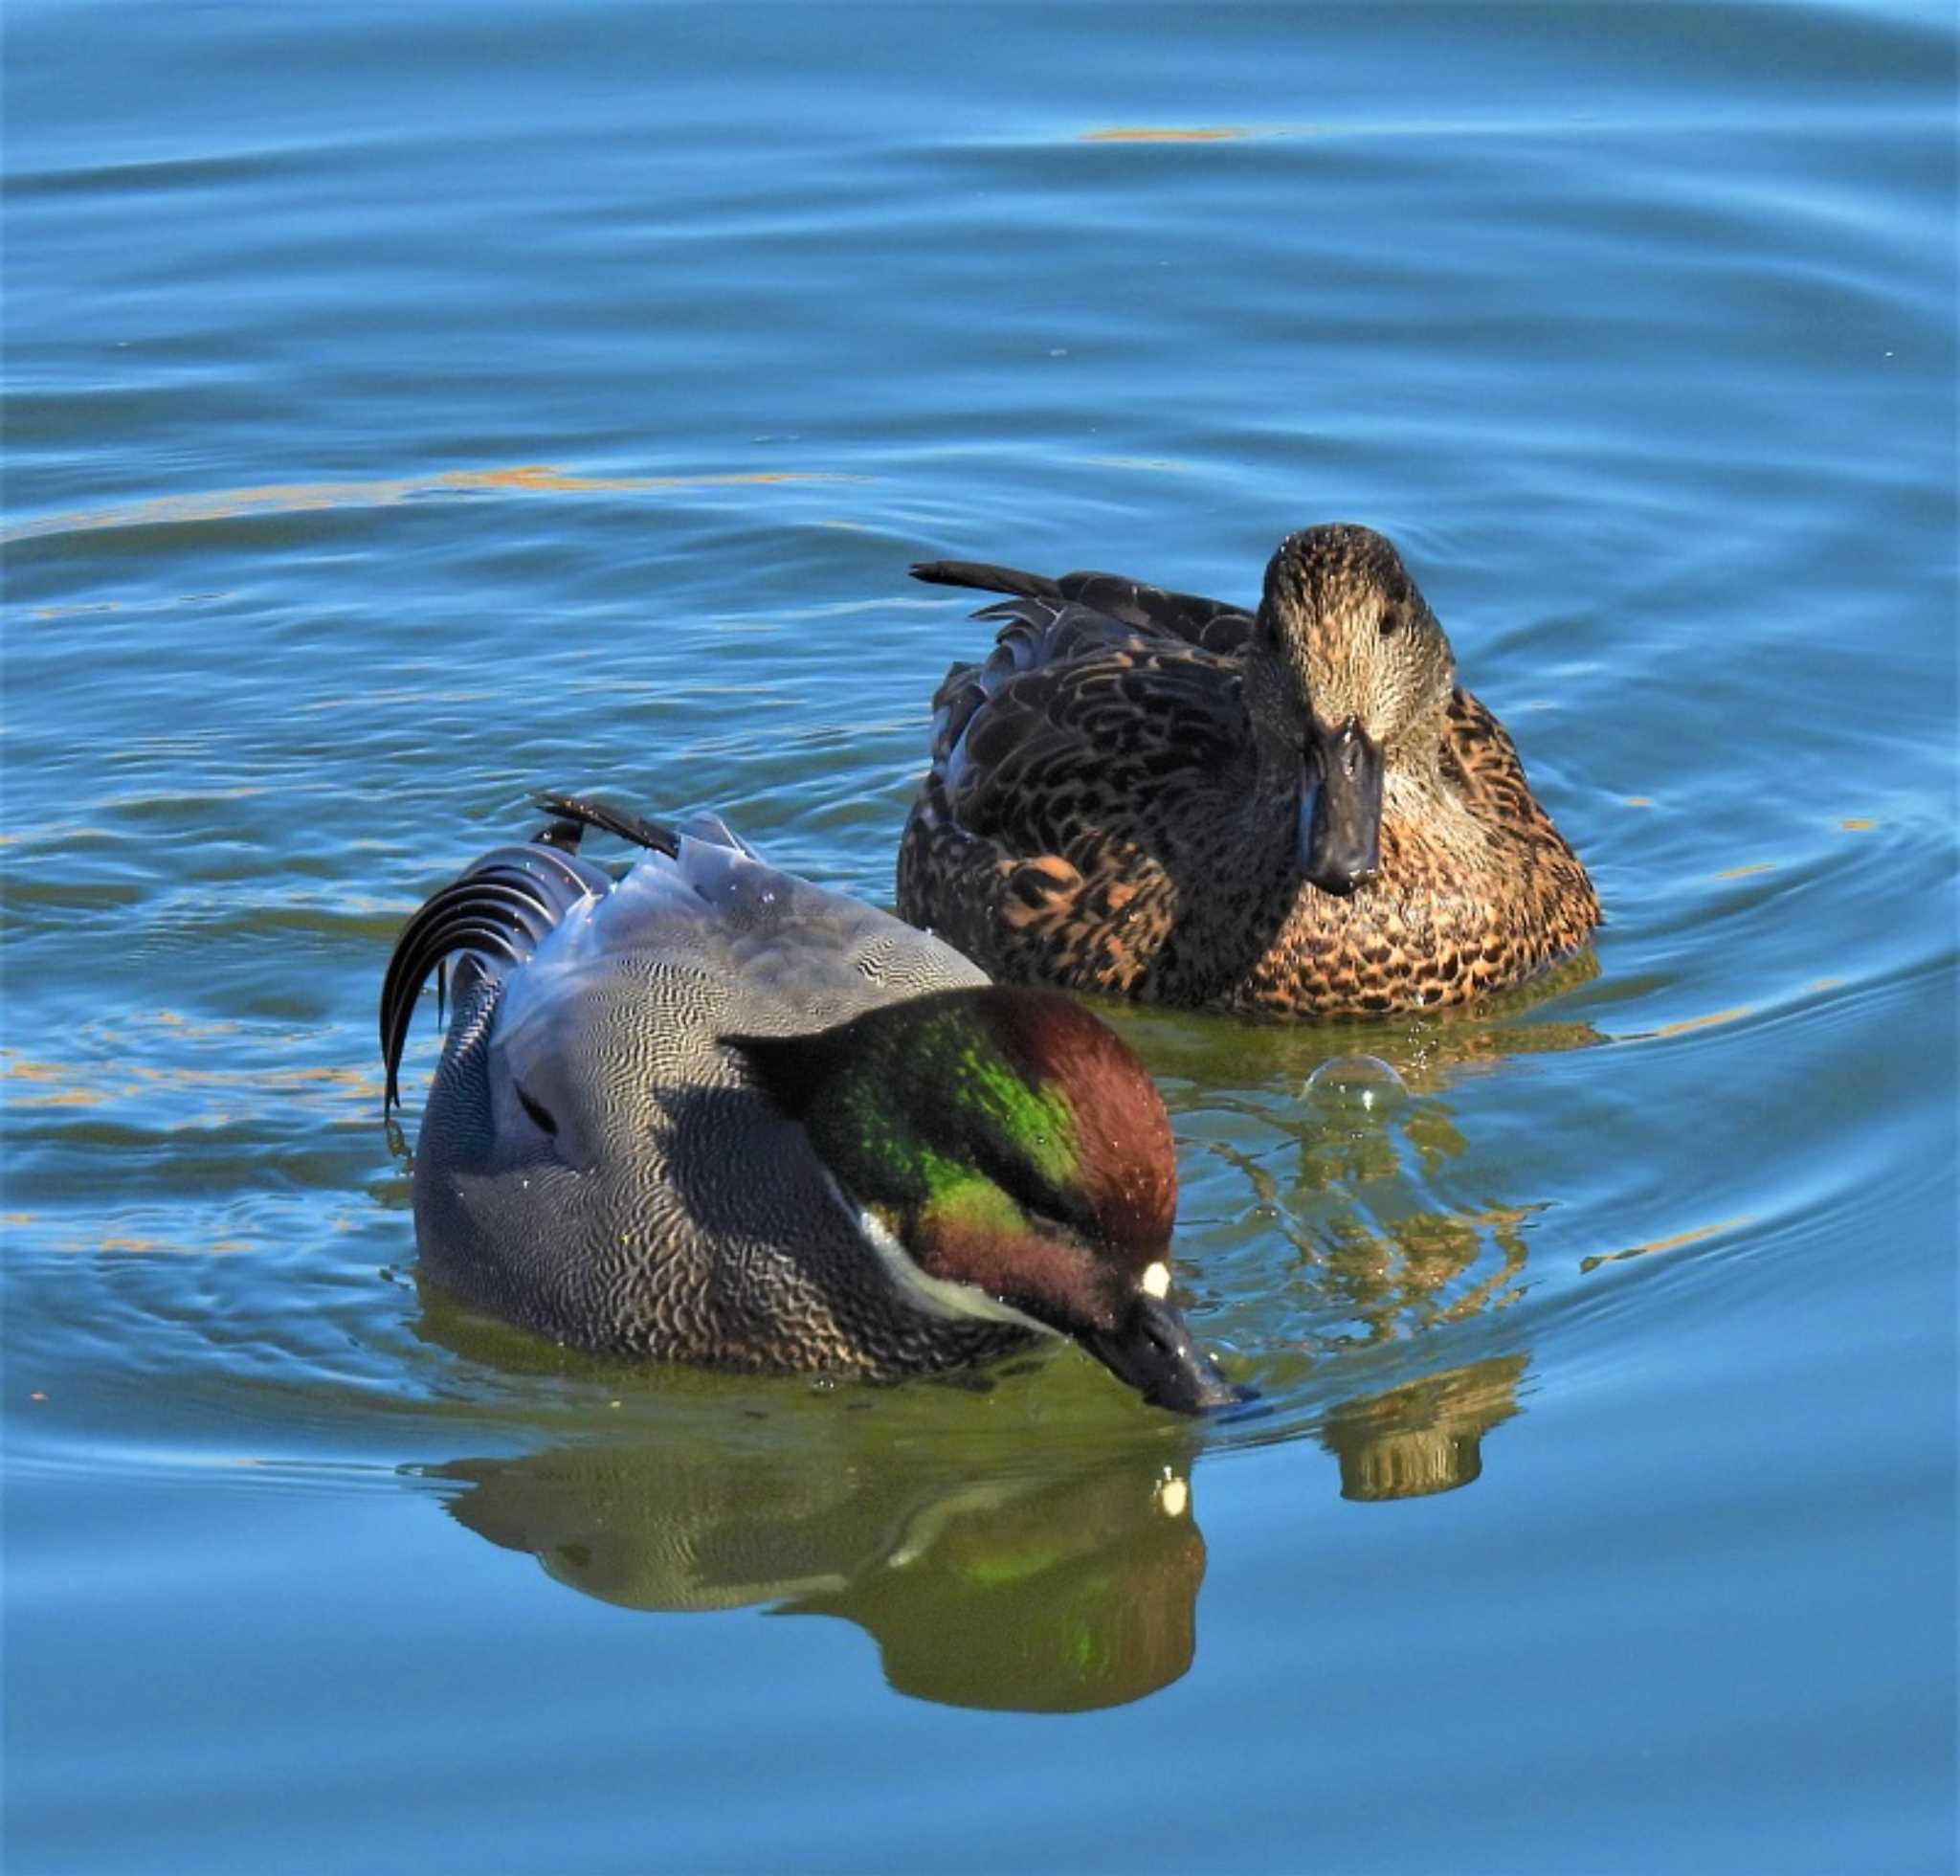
[435,465,844,494]
[1580,1217,1748,1273]
[1081,126,1248,143]
[6,465,859,544]
[1651,1006,1750,1038]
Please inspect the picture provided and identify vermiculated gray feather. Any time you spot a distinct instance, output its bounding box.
[393,813,1021,1374]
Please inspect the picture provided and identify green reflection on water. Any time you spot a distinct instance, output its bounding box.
[434,1428,1206,1714]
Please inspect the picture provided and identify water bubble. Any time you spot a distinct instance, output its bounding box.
[1303,1055,1408,1119]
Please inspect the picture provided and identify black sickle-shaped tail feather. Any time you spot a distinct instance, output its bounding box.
[530,791,681,856]
[380,838,612,1112]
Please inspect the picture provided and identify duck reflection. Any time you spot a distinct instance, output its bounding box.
[1317,1354,1527,1501]
[431,1428,1206,1713]
[1109,958,1599,1498]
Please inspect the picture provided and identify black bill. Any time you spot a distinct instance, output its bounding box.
[1082,1292,1252,1416]
[1298,716,1383,896]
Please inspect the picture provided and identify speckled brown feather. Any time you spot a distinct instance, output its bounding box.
[899,530,1600,1017]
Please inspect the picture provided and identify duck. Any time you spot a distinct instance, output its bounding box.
[897,523,1601,1017]
[380,792,1243,1414]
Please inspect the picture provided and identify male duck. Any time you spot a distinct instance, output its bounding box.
[382,793,1241,1414]
[898,524,1600,1017]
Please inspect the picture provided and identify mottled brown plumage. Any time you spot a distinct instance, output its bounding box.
[898,525,1600,1017]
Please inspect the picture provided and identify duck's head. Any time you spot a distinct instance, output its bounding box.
[730,987,1245,1415]
[1244,525,1457,897]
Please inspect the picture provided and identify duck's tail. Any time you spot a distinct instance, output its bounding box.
[381,793,694,1112]
[911,559,1064,602]
[529,790,680,857]
[913,558,1252,654]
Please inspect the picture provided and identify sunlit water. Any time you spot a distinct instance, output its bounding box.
[6,5,1955,1871]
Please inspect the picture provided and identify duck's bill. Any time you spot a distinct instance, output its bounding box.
[1298,721,1384,896]
[1082,1293,1253,1415]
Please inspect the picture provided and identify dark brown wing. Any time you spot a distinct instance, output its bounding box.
[1047,570,1254,655]
[916,559,1258,853]
[902,570,1288,1001]
[913,560,1255,655]
[938,639,1252,855]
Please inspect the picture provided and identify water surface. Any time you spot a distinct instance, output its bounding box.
[6,5,1955,1871]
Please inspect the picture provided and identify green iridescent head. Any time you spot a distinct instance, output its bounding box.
[730,986,1243,1414]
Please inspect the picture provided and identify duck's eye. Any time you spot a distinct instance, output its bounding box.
[515,1082,559,1136]
[1002,1170,1095,1243]
[1378,610,1399,637]
[1022,1199,1092,1245]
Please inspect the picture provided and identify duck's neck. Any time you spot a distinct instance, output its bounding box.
[1383,717,1457,829]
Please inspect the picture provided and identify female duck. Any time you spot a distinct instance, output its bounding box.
[898,524,1600,1017]
[382,793,1238,1413]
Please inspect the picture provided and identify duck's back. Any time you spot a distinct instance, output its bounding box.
[899,567,1302,1003]
[508,824,985,1041]
[410,824,1009,1370]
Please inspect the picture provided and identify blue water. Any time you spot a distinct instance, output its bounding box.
[6,5,1955,1871]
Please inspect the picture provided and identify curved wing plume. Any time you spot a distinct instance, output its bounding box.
[380,837,611,1111]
